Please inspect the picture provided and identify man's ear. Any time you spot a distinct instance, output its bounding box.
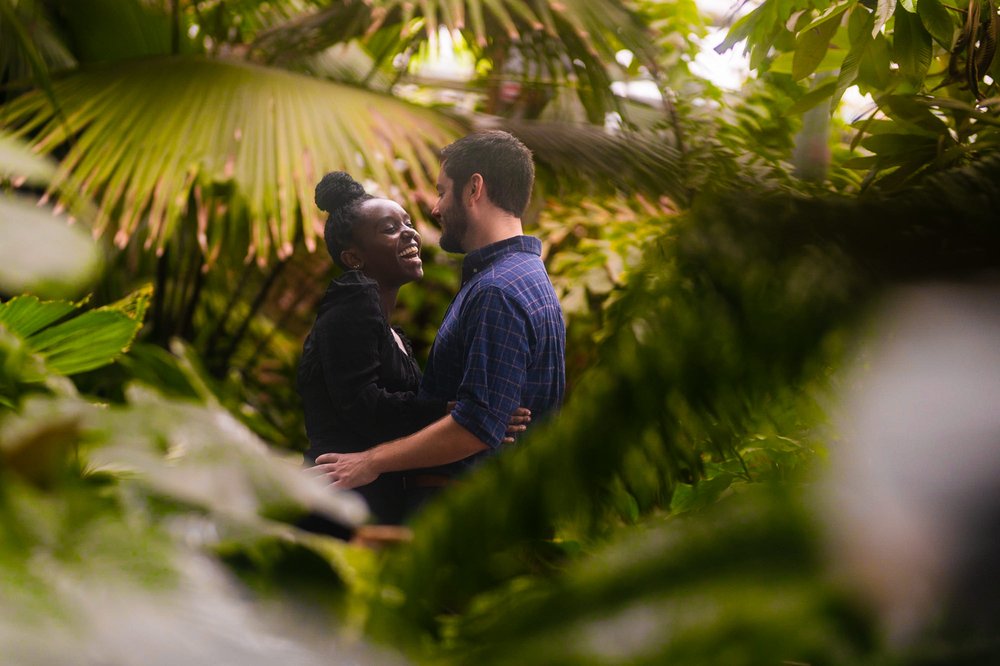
[340,248,363,270]
[468,173,485,203]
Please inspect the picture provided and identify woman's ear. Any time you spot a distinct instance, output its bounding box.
[340,248,364,270]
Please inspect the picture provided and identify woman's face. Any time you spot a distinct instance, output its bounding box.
[348,198,423,288]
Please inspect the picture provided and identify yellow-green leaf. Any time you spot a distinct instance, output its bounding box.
[0,295,76,339]
[792,6,848,81]
[28,309,142,376]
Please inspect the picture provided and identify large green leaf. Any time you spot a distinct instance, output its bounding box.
[858,33,892,90]
[917,0,956,47]
[881,95,949,134]
[792,5,849,81]
[894,6,933,87]
[0,56,463,266]
[0,292,146,377]
[786,77,839,114]
[50,386,370,529]
[29,310,142,376]
[0,392,376,663]
[831,7,877,107]
[0,295,76,339]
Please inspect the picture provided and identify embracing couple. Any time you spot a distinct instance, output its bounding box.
[297,130,566,526]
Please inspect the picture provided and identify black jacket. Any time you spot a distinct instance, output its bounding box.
[297,271,445,523]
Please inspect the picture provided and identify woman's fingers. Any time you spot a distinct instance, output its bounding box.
[507,407,531,427]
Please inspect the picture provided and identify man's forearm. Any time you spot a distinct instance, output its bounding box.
[369,414,488,474]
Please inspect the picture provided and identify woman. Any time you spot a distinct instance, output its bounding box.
[297,172,526,526]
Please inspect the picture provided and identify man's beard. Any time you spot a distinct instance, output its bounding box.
[439,202,469,253]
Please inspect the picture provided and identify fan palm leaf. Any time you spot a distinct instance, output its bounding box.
[250,0,661,122]
[1,55,464,266]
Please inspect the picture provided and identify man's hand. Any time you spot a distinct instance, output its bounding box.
[313,450,379,489]
[309,415,489,485]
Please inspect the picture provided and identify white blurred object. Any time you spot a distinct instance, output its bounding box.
[0,548,403,666]
[824,281,1000,647]
[0,195,102,299]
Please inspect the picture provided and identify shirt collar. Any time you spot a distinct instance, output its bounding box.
[461,235,541,283]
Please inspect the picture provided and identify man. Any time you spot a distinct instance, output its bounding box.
[314,130,565,507]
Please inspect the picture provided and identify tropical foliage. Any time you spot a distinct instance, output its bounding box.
[2,0,1000,664]
[719,0,1000,189]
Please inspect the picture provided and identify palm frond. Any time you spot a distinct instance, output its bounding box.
[191,0,327,43]
[0,56,465,265]
[250,0,660,122]
[0,0,74,106]
[490,118,688,204]
[248,0,382,64]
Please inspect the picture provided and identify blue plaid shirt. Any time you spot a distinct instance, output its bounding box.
[420,235,566,474]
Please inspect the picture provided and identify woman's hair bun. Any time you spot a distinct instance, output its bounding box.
[315,171,367,213]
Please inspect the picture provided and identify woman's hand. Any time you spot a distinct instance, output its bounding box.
[444,402,531,443]
[503,407,531,443]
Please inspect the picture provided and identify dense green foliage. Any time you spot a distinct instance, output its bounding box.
[720,0,1000,189]
[3,0,1000,663]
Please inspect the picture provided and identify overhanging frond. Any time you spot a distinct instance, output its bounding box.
[491,118,688,204]
[1,56,465,265]
[0,0,74,106]
[250,0,661,122]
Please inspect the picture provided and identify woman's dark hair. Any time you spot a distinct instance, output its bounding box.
[315,171,373,268]
[440,130,534,217]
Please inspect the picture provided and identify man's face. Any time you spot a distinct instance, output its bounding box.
[432,168,469,253]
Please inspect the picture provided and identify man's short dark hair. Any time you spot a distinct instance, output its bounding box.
[440,130,534,217]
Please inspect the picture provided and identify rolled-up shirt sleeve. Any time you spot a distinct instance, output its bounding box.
[450,285,530,449]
